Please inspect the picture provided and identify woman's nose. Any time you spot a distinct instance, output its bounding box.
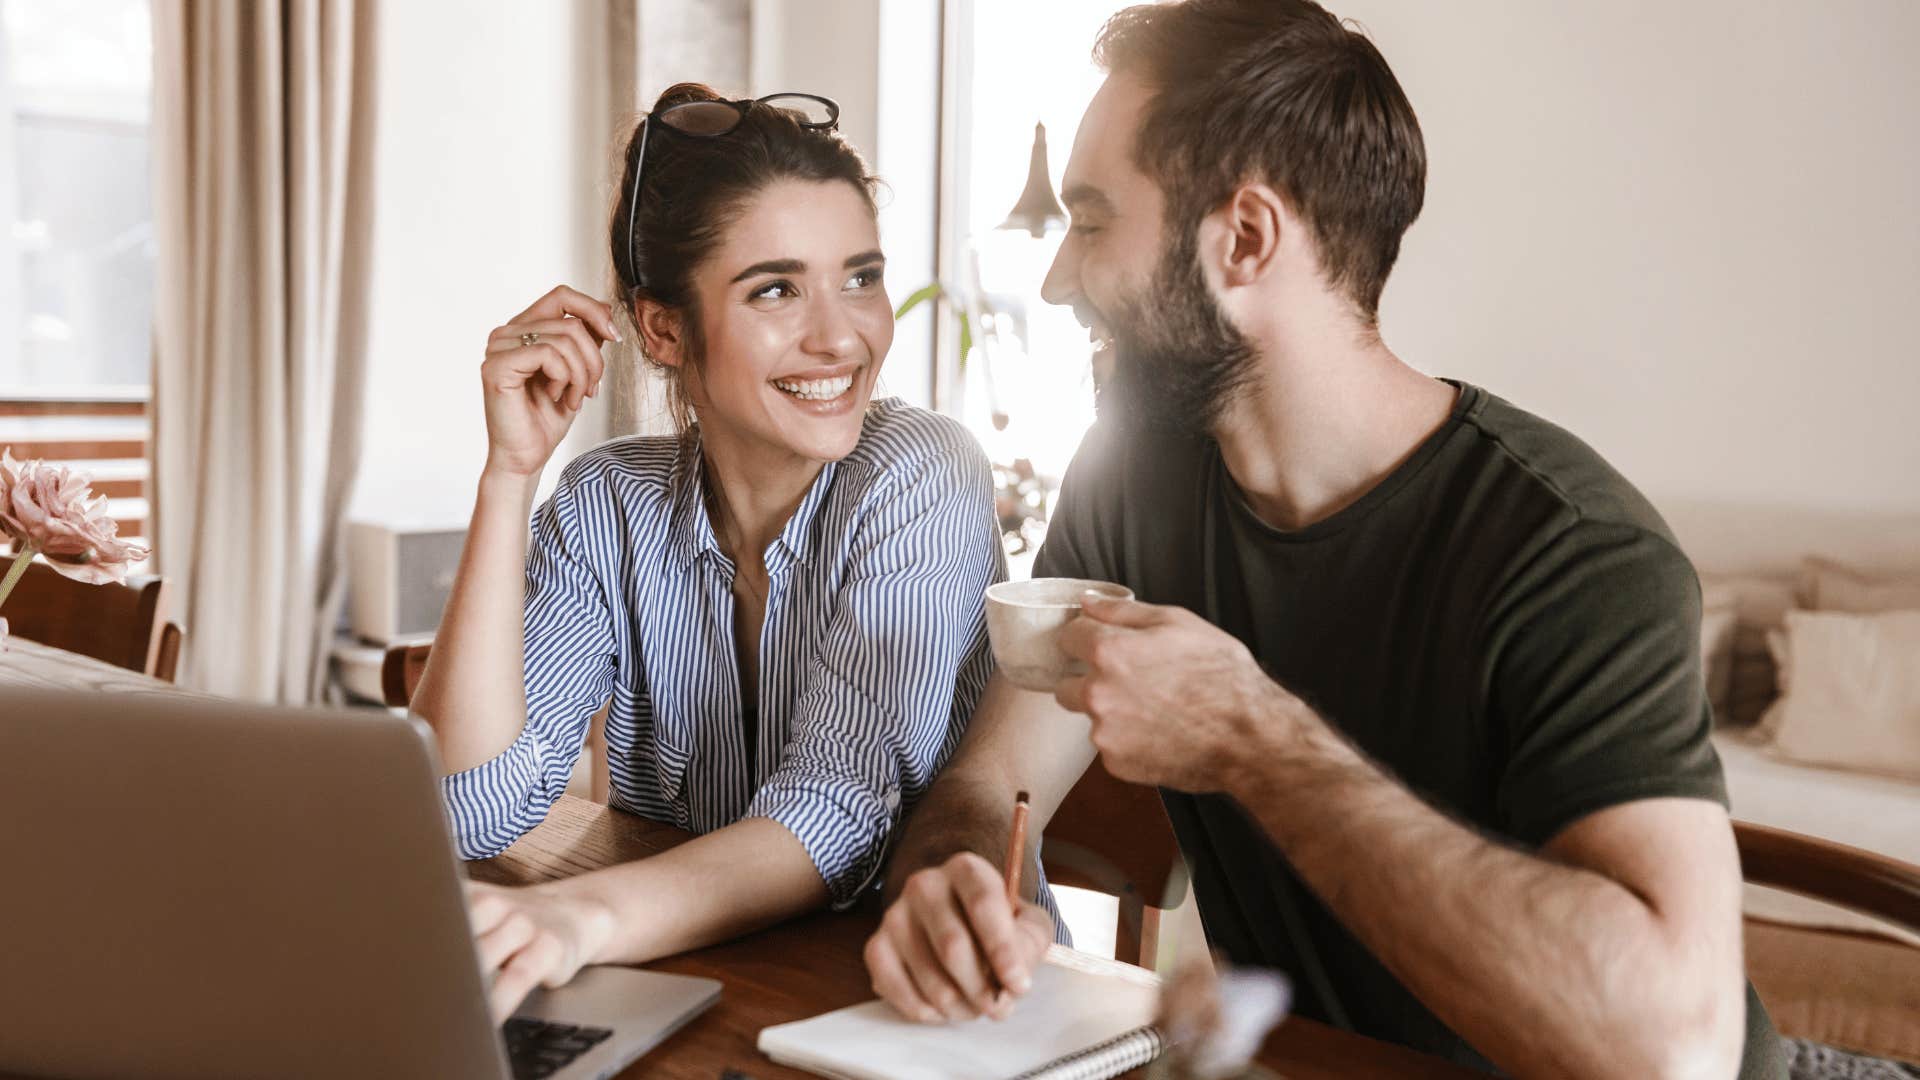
[802,294,863,360]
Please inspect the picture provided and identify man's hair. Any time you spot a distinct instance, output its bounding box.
[1094,0,1426,322]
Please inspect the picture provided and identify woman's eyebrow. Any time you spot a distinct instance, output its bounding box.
[730,251,885,284]
[730,258,805,283]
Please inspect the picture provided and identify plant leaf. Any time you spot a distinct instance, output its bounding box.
[893,282,944,320]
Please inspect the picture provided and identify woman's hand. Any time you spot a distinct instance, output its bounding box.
[481,285,623,480]
[466,880,618,1022]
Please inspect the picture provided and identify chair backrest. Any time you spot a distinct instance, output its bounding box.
[153,621,185,685]
[1043,756,1184,906]
[1734,820,1920,936]
[380,642,434,708]
[3,558,171,679]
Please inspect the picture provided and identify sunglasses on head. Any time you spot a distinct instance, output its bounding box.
[620,92,841,291]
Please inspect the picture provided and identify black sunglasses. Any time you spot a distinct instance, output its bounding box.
[621,92,841,291]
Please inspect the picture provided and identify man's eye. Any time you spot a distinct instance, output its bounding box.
[1069,222,1102,237]
[846,268,884,290]
[750,280,798,301]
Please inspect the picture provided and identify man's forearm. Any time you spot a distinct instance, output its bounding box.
[1232,693,1737,1079]
[883,677,1096,903]
[883,770,1026,902]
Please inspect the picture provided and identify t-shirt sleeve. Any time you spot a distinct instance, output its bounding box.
[1032,421,1123,583]
[1481,520,1728,847]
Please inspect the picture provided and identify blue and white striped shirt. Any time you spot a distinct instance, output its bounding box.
[439,399,1005,907]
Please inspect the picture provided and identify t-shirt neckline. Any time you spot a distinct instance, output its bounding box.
[1218,379,1479,544]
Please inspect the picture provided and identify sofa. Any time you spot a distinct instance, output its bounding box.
[1664,499,1920,1065]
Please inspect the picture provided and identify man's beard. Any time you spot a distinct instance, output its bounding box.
[1097,227,1258,436]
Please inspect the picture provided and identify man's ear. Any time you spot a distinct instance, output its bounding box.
[1200,182,1287,289]
[635,299,685,368]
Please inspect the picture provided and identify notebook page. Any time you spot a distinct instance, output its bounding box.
[758,946,1160,1080]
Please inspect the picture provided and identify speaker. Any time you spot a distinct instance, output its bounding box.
[346,520,467,644]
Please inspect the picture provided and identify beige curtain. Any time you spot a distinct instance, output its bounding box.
[150,0,377,702]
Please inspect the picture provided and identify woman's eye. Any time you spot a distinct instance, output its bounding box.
[750,280,798,301]
[845,267,884,291]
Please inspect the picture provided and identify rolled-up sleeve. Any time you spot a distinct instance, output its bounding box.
[438,471,618,859]
[747,444,1003,907]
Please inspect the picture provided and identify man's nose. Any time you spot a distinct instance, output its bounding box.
[1040,232,1080,309]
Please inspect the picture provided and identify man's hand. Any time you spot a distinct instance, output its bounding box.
[1054,593,1295,792]
[466,880,616,1023]
[863,852,1054,1024]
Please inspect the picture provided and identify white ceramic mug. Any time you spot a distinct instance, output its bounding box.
[984,577,1135,691]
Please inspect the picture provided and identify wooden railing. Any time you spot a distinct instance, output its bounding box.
[0,394,151,549]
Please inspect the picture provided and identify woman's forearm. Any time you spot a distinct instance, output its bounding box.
[410,468,542,773]
[559,817,830,965]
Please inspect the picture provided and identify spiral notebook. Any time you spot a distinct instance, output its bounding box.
[757,946,1164,1080]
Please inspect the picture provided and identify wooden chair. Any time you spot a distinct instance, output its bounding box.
[382,640,609,803]
[1734,821,1920,1065]
[380,641,434,708]
[2,557,179,682]
[1735,821,1920,934]
[1041,756,1186,968]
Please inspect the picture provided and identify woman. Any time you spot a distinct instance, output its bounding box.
[410,84,1003,1020]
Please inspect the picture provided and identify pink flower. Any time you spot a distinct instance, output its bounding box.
[0,448,149,585]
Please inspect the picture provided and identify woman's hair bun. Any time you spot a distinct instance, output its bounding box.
[651,81,725,114]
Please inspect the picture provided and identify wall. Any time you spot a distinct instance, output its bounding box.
[352,1,606,527]
[1340,0,1920,515]
[752,0,940,408]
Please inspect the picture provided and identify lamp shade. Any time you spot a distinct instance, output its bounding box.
[998,122,1068,238]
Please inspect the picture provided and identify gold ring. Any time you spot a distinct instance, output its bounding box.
[520,331,541,347]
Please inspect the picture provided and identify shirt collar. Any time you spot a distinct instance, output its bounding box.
[667,431,839,571]
[771,460,838,569]
[668,436,721,569]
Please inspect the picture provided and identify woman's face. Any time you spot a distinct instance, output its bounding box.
[675,177,893,465]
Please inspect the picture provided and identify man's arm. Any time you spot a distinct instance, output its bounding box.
[1228,692,1745,1080]
[865,673,1098,1023]
[1057,596,1746,1080]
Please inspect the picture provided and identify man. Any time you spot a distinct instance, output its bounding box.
[863,2,1784,1077]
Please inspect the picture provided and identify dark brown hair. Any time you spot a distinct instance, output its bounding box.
[609,82,880,429]
[1094,0,1425,322]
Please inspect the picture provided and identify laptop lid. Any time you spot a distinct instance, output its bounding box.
[0,688,509,1079]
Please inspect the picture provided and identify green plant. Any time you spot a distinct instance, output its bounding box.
[893,282,975,371]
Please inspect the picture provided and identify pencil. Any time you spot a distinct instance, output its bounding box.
[1003,789,1031,909]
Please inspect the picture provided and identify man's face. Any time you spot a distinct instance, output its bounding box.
[1042,73,1256,434]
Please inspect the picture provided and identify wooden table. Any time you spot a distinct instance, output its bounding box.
[477,796,1487,1079]
[0,634,188,695]
[1,638,1484,1077]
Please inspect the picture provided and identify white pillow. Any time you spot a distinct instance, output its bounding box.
[1799,556,1920,613]
[1760,610,1920,781]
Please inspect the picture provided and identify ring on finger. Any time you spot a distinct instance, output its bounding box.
[520,331,541,347]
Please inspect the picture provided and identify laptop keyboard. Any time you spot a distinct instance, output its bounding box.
[503,1018,614,1079]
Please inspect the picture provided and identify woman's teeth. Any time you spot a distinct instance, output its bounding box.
[773,374,855,401]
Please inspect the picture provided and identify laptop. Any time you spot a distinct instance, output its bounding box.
[0,687,720,1079]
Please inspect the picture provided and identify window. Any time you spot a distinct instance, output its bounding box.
[0,0,154,547]
[1,0,154,392]
[942,0,1126,576]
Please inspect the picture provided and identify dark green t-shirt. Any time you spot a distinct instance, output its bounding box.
[1033,381,1784,1077]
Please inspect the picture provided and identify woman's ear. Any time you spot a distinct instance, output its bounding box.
[634,298,685,368]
